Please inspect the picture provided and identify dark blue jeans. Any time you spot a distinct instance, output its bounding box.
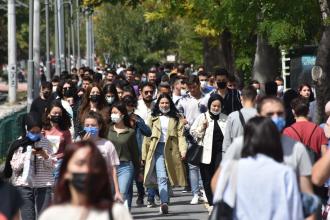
[18,186,52,220]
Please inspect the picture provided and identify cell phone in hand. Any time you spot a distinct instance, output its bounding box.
[79,130,87,137]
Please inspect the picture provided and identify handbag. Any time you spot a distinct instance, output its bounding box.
[209,160,238,220]
[186,113,207,166]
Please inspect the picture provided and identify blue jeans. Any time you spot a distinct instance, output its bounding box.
[53,159,63,183]
[189,163,201,195]
[117,161,134,209]
[18,186,52,220]
[154,142,169,204]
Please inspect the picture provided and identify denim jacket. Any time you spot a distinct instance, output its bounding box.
[135,114,152,157]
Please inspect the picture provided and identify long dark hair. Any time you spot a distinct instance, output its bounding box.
[110,101,132,128]
[54,140,113,209]
[241,116,283,162]
[102,84,119,104]
[83,111,108,138]
[42,100,71,131]
[298,83,314,102]
[152,93,179,120]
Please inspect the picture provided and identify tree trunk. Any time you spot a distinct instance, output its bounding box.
[252,34,280,84]
[315,0,330,123]
[203,30,235,74]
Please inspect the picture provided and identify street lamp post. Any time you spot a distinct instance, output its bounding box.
[7,0,17,104]
[27,0,34,111]
[76,0,80,68]
[45,0,51,81]
[33,0,40,98]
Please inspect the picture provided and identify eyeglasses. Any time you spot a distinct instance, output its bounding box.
[144,91,153,95]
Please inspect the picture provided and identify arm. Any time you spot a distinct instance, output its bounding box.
[141,117,152,161]
[112,166,123,202]
[177,120,188,158]
[190,114,206,140]
[223,114,233,153]
[129,131,140,170]
[211,166,221,193]
[136,116,152,137]
[312,149,330,186]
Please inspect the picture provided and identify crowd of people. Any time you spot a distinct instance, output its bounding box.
[1,63,330,220]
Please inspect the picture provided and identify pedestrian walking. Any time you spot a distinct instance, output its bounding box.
[142,93,188,214]
[108,102,139,209]
[3,112,54,220]
[190,94,227,209]
[212,117,303,219]
[39,140,132,220]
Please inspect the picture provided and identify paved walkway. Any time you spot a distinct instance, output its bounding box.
[131,187,209,220]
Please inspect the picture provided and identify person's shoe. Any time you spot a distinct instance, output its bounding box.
[199,189,208,203]
[147,200,156,208]
[136,196,144,206]
[181,186,191,193]
[160,203,169,214]
[190,194,199,205]
[208,206,214,215]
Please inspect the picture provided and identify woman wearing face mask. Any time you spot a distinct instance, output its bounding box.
[108,102,139,209]
[78,84,110,131]
[81,111,122,202]
[103,84,119,108]
[190,94,227,209]
[298,83,317,123]
[39,140,132,220]
[142,93,187,214]
[43,100,72,181]
[3,112,54,220]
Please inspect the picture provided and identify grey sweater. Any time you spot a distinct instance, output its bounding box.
[223,107,257,152]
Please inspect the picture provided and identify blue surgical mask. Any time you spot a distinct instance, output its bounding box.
[271,116,286,131]
[84,127,99,137]
[26,132,41,142]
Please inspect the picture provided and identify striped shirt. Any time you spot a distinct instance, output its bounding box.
[10,137,55,188]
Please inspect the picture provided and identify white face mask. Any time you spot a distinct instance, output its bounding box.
[180,89,187,96]
[256,89,260,95]
[210,110,221,115]
[277,85,284,93]
[111,114,123,123]
[106,96,115,104]
[200,81,208,89]
[159,107,170,114]
[52,86,57,93]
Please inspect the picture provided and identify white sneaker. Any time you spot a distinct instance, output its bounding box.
[190,194,199,205]
[199,189,208,203]
[208,205,213,215]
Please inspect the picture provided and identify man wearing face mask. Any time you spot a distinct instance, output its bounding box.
[30,81,53,122]
[205,68,242,115]
[275,76,285,98]
[221,96,315,206]
[198,71,213,94]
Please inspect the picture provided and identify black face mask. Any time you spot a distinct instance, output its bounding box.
[90,94,100,103]
[70,173,88,192]
[63,88,74,97]
[217,81,227,89]
[50,115,62,123]
[43,92,51,99]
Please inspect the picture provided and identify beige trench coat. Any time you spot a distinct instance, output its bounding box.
[141,116,188,187]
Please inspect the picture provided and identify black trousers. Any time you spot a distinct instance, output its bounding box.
[199,151,221,206]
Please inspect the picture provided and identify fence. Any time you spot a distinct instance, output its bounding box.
[0,107,27,159]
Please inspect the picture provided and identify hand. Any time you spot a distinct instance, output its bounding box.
[114,192,124,203]
[180,152,186,161]
[181,118,188,125]
[32,149,49,159]
[82,132,91,140]
[203,120,208,129]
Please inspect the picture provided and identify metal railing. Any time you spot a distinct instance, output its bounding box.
[0,108,27,159]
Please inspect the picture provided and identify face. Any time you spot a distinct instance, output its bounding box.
[63,83,71,93]
[111,107,123,116]
[90,87,100,96]
[65,147,91,179]
[252,83,260,90]
[159,87,171,96]
[275,80,283,86]
[216,75,228,84]
[125,71,134,82]
[126,104,135,113]
[147,72,157,84]
[116,87,124,100]
[227,81,237,90]
[105,92,114,99]
[159,97,170,110]
[141,86,154,102]
[84,118,99,128]
[210,100,221,113]
[66,97,74,106]
[300,86,311,98]
[260,101,285,118]
[84,71,90,77]
[198,75,208,83]
[106,73,114,82]
[49,106,62,117]
[41,87,51,98]
[181,81,187,90]
[187,83,200,97]
[30,126,41,135]
[82,80,90,90]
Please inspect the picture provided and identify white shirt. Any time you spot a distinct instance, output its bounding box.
[159,115,169,143]
[135,99,154,121]
[39,203,132,220]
